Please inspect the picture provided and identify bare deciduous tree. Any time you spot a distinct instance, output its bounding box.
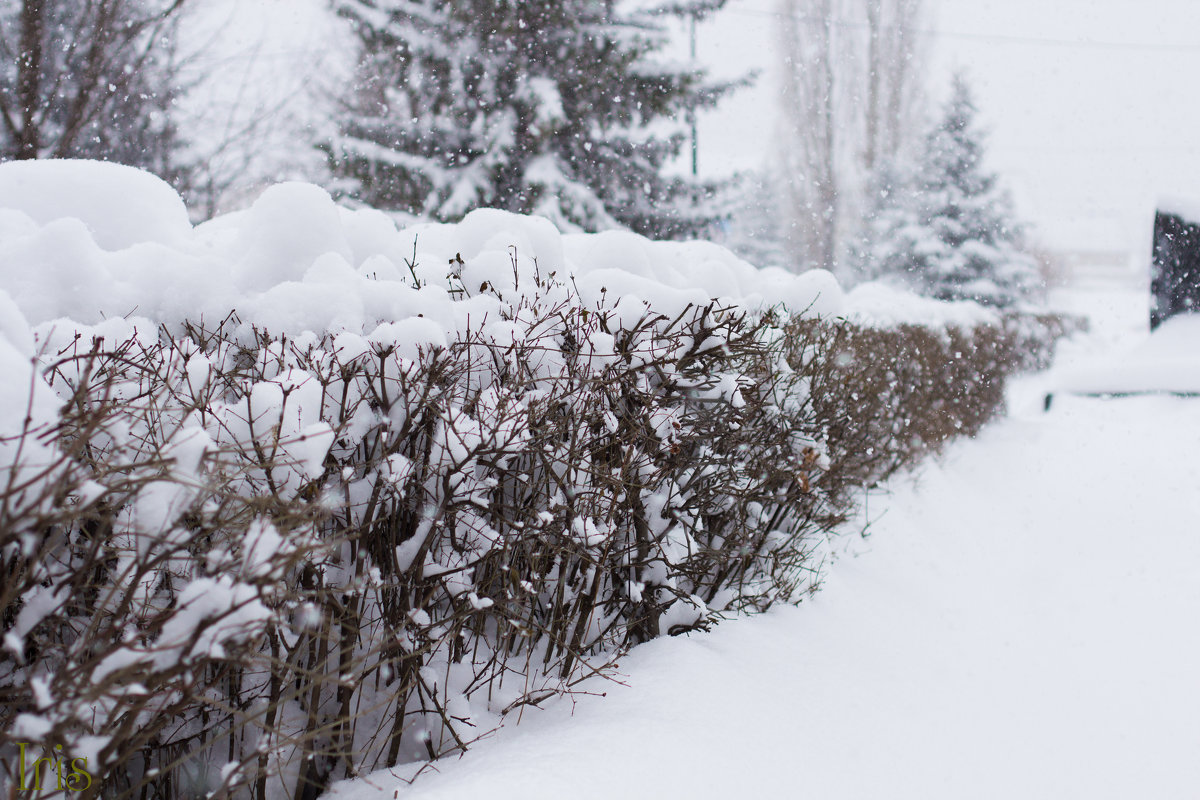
[864,0,922,174]
[0,0,187,172]
[776,0,925,277]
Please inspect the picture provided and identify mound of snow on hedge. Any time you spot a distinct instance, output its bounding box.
[0,161,845,338]
[0,161,996,337]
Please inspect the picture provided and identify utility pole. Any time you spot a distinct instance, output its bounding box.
[689,9,698,176]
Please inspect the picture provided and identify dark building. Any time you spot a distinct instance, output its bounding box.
[1151,209,1200,329]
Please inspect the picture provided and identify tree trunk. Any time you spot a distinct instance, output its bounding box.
[16,0,45,159]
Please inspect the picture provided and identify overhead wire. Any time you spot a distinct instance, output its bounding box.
[717,2,1200,53]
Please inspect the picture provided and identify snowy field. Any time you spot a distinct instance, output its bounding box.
[328,281,1200,799]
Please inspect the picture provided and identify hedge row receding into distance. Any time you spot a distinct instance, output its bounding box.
[0,270,1079,800]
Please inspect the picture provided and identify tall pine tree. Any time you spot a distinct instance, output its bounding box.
[328,0,732,239]
[854,75,1042,307]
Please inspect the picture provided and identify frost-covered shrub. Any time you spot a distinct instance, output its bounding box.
[0,273,1072,799]
[783,309,1083,496]
[0,276,837,799]
[0,330,303,800]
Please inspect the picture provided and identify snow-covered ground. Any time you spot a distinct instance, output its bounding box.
[329,279,1200,799]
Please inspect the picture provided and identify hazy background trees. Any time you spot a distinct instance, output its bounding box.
[0,0,1041,304]
[169,0,353,218]
[773,0,925,278]
[0,0,187,176]
[854,75,1041,306]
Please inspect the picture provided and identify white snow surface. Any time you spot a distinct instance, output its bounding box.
[1156,194,1200,224]
[0,160,989,342]
[0,159,192,250]
[1053,313,1200,395]
[329,342,1200,798]
[840,280,998,328]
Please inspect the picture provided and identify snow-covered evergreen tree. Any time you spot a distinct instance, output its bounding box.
[328,0,732,239]
[852,157,918,282]
[854,75,1042,307]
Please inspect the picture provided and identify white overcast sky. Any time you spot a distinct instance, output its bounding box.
[693,0,1200,257]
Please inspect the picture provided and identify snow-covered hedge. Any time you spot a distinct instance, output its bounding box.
[0,162,1074,799]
